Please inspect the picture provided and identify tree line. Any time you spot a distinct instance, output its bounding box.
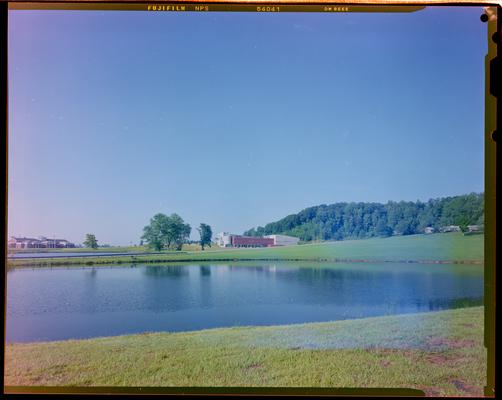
[141,213,212,251]
[244,193,484,242]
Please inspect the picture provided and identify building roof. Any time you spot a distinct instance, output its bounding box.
[264,234,299,239]
[9,237,40,241]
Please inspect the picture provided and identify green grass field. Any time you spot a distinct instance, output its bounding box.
[7,233,484,268]
[5,307,486,396]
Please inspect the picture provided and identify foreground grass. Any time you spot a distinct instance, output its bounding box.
[7,233,484,268]
[5,307,486,396]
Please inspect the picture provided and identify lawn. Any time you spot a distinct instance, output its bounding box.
[7,233,484,268]
[4,307,486,396]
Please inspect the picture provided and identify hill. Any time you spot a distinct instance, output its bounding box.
[244,193,484,242]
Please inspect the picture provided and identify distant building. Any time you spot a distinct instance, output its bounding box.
[215,232,299,248]
[424,227,435,234]
[214,232,233,248]
[264,234,300,246]
[8,236,75,249]
[441,225,461,233]
[8,237,40,249]
[467,225,481,232]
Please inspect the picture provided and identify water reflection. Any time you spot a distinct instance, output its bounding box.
[143,265,189,277]
[6,262,484,342]
[199,266,211,276]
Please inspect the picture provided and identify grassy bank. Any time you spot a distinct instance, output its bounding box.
[8,243,208,254]
[8,246,147,254]
[5,307,486,396]
[7,233,484,268]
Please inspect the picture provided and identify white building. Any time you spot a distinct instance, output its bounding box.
[467,225,481,232]
[214,232,233,247]
[215,232,300,247]
[264,234,300,246]
[442,225,461,233]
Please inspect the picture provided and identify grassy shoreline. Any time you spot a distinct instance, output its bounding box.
[5,307,486,396]
[7,233,484,268]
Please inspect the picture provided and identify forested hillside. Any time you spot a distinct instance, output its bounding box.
[244,193,484,241]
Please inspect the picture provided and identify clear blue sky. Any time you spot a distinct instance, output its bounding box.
[8,6,486,245]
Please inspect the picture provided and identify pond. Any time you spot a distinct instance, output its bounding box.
[6,262,484,343]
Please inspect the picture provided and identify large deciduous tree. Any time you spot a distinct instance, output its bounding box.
[141,213,167,251]
[141,213,191,251]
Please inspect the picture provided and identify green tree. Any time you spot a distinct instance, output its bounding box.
[83,234,98,249]
[476,212,484,227]
[197,223,212,250]
[457,216,471,233]
[375,219,392,237]
[141,213,170,251]
[169,213,191,251]
[141,213,191,251]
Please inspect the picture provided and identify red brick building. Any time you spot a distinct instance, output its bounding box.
[231,236,274,248]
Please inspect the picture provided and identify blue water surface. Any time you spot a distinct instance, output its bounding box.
[6,262,483,343]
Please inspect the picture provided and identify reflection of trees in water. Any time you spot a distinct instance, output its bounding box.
[82,268,98,279]
[218,264,484,308]
[227,265,285,277]
[228,265,265,272]
[441,297,483,310]
[138,263,483,311]
[143,266,189,277]
[199,266,211,276]
[297,267,354,281]
[381,296,484,313]
[227,264,379,283]
[226,265,367,287]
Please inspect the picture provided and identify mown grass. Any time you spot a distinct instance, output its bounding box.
[7,233,484,268]
[5,307,486,396]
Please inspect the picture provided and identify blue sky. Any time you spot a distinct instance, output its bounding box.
[8,6,486,245]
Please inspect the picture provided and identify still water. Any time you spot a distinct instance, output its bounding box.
[6,262,483,343]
